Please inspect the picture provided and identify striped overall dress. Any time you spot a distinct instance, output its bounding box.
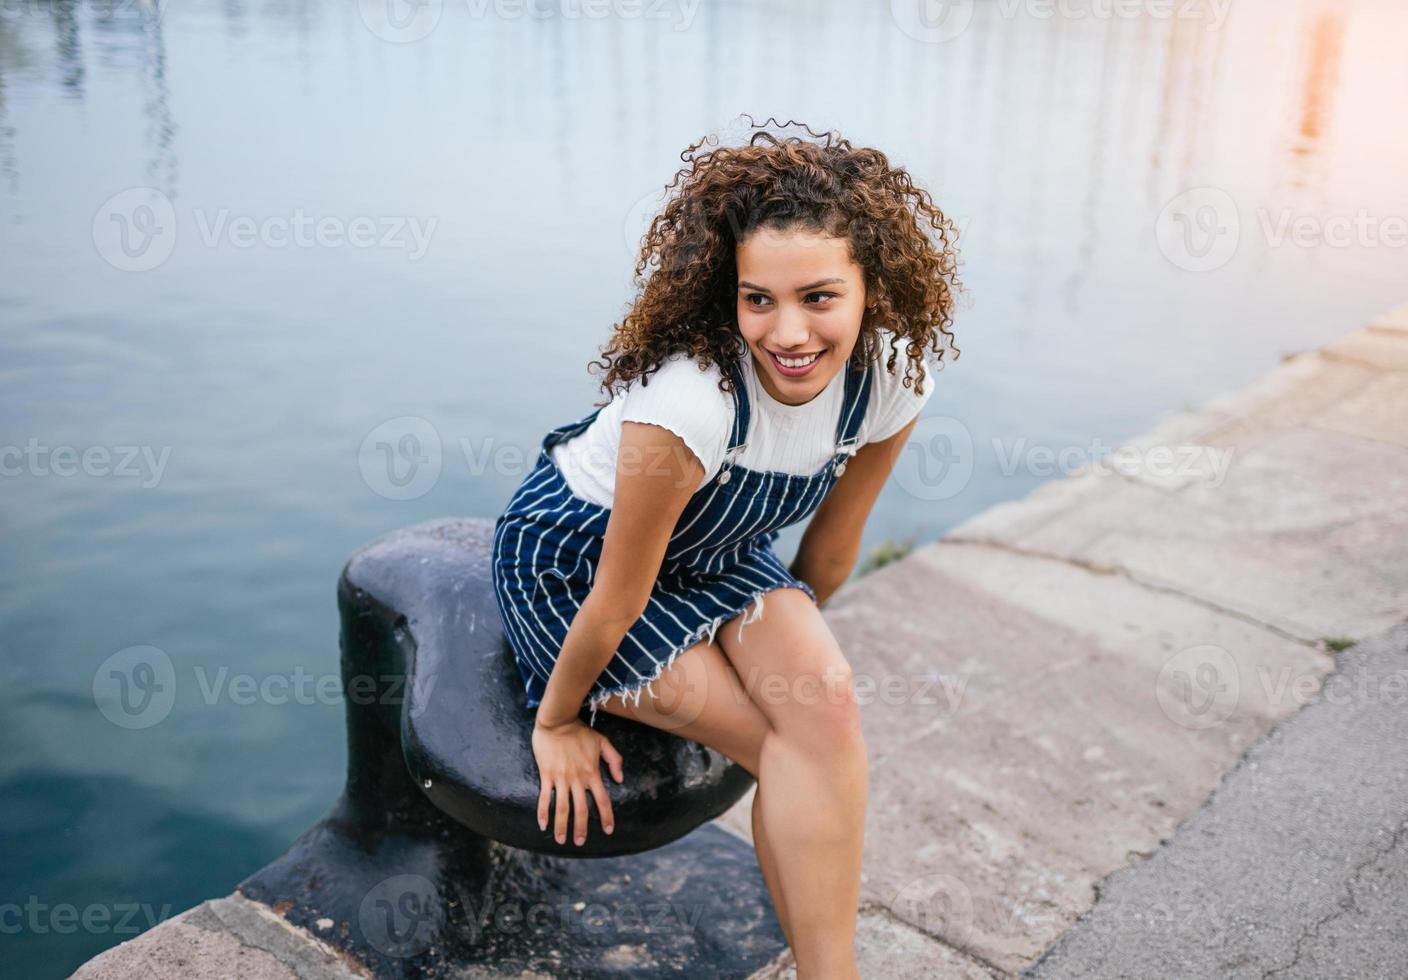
[492,348,875,728]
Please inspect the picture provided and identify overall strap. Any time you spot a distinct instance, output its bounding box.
[721,353,752,454]
[833,355,874,453]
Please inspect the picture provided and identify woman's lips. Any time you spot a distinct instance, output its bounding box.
[767,348,824,378]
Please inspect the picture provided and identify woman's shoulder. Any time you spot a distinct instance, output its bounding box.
[618,351,735,476]
[623,350,734,412]
[639,349,730,387]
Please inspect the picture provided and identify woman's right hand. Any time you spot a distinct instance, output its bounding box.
[531,714,625,846]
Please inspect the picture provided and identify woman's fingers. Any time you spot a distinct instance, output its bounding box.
[571,782,590,845]
[553,778,571,845]
[537,742,621,847]
[537,778,552,833]
[589,774,615,835]
[598,736,625,783]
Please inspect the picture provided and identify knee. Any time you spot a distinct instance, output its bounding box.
[764,656,865,757]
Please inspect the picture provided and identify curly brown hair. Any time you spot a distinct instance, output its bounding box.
[588,115,964,408]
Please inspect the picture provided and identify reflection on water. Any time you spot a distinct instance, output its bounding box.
[1,1,1406,974]
[1287,8,1344,194]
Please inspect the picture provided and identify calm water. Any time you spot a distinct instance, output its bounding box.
[2,0,1405,973]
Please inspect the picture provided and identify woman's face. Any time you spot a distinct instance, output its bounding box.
[735,225,867,407]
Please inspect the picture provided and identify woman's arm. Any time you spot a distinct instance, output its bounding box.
[790,414,919,606]
[534,421,705,729]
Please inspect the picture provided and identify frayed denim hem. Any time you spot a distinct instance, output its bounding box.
[582,580,816,729]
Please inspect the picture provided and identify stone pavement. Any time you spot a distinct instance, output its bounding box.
[73,304,1408,978]
[1024,624,1408,980]
[69,893,371,980]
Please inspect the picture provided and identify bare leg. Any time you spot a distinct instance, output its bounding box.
[593,638,796,950]
[716,588,868,980]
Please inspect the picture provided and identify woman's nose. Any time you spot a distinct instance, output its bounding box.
[770,305,812,348]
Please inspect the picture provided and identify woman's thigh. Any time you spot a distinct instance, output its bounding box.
[714,587,860,739]
[592,636,771,778]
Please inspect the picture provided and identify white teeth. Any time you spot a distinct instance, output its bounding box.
[775,351,820,368]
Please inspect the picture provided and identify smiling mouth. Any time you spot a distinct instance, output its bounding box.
[768,349,824,368]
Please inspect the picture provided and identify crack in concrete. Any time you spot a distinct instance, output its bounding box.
[939,535,1324,648]
[209,892,374,980]
[856,898,1011,978]
[1259,815,1408,979]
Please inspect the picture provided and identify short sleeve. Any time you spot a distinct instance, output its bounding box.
[865,349,941,445]
[619,353,732,482]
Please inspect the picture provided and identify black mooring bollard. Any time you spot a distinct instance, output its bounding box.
[238,517,787,979]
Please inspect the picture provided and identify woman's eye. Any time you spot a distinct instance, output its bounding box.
[746,293,771,307]
[806,292,836,303]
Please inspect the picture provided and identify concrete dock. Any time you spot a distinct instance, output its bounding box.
[72,305,1408,979]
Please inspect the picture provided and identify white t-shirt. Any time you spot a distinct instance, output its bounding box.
[549,328,941,508]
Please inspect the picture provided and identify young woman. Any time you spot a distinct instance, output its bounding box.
[491,117,962,978]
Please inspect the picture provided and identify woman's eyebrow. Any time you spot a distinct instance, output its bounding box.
[737,277,846,293]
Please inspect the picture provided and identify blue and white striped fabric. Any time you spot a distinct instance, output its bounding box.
[492,348,875,728]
